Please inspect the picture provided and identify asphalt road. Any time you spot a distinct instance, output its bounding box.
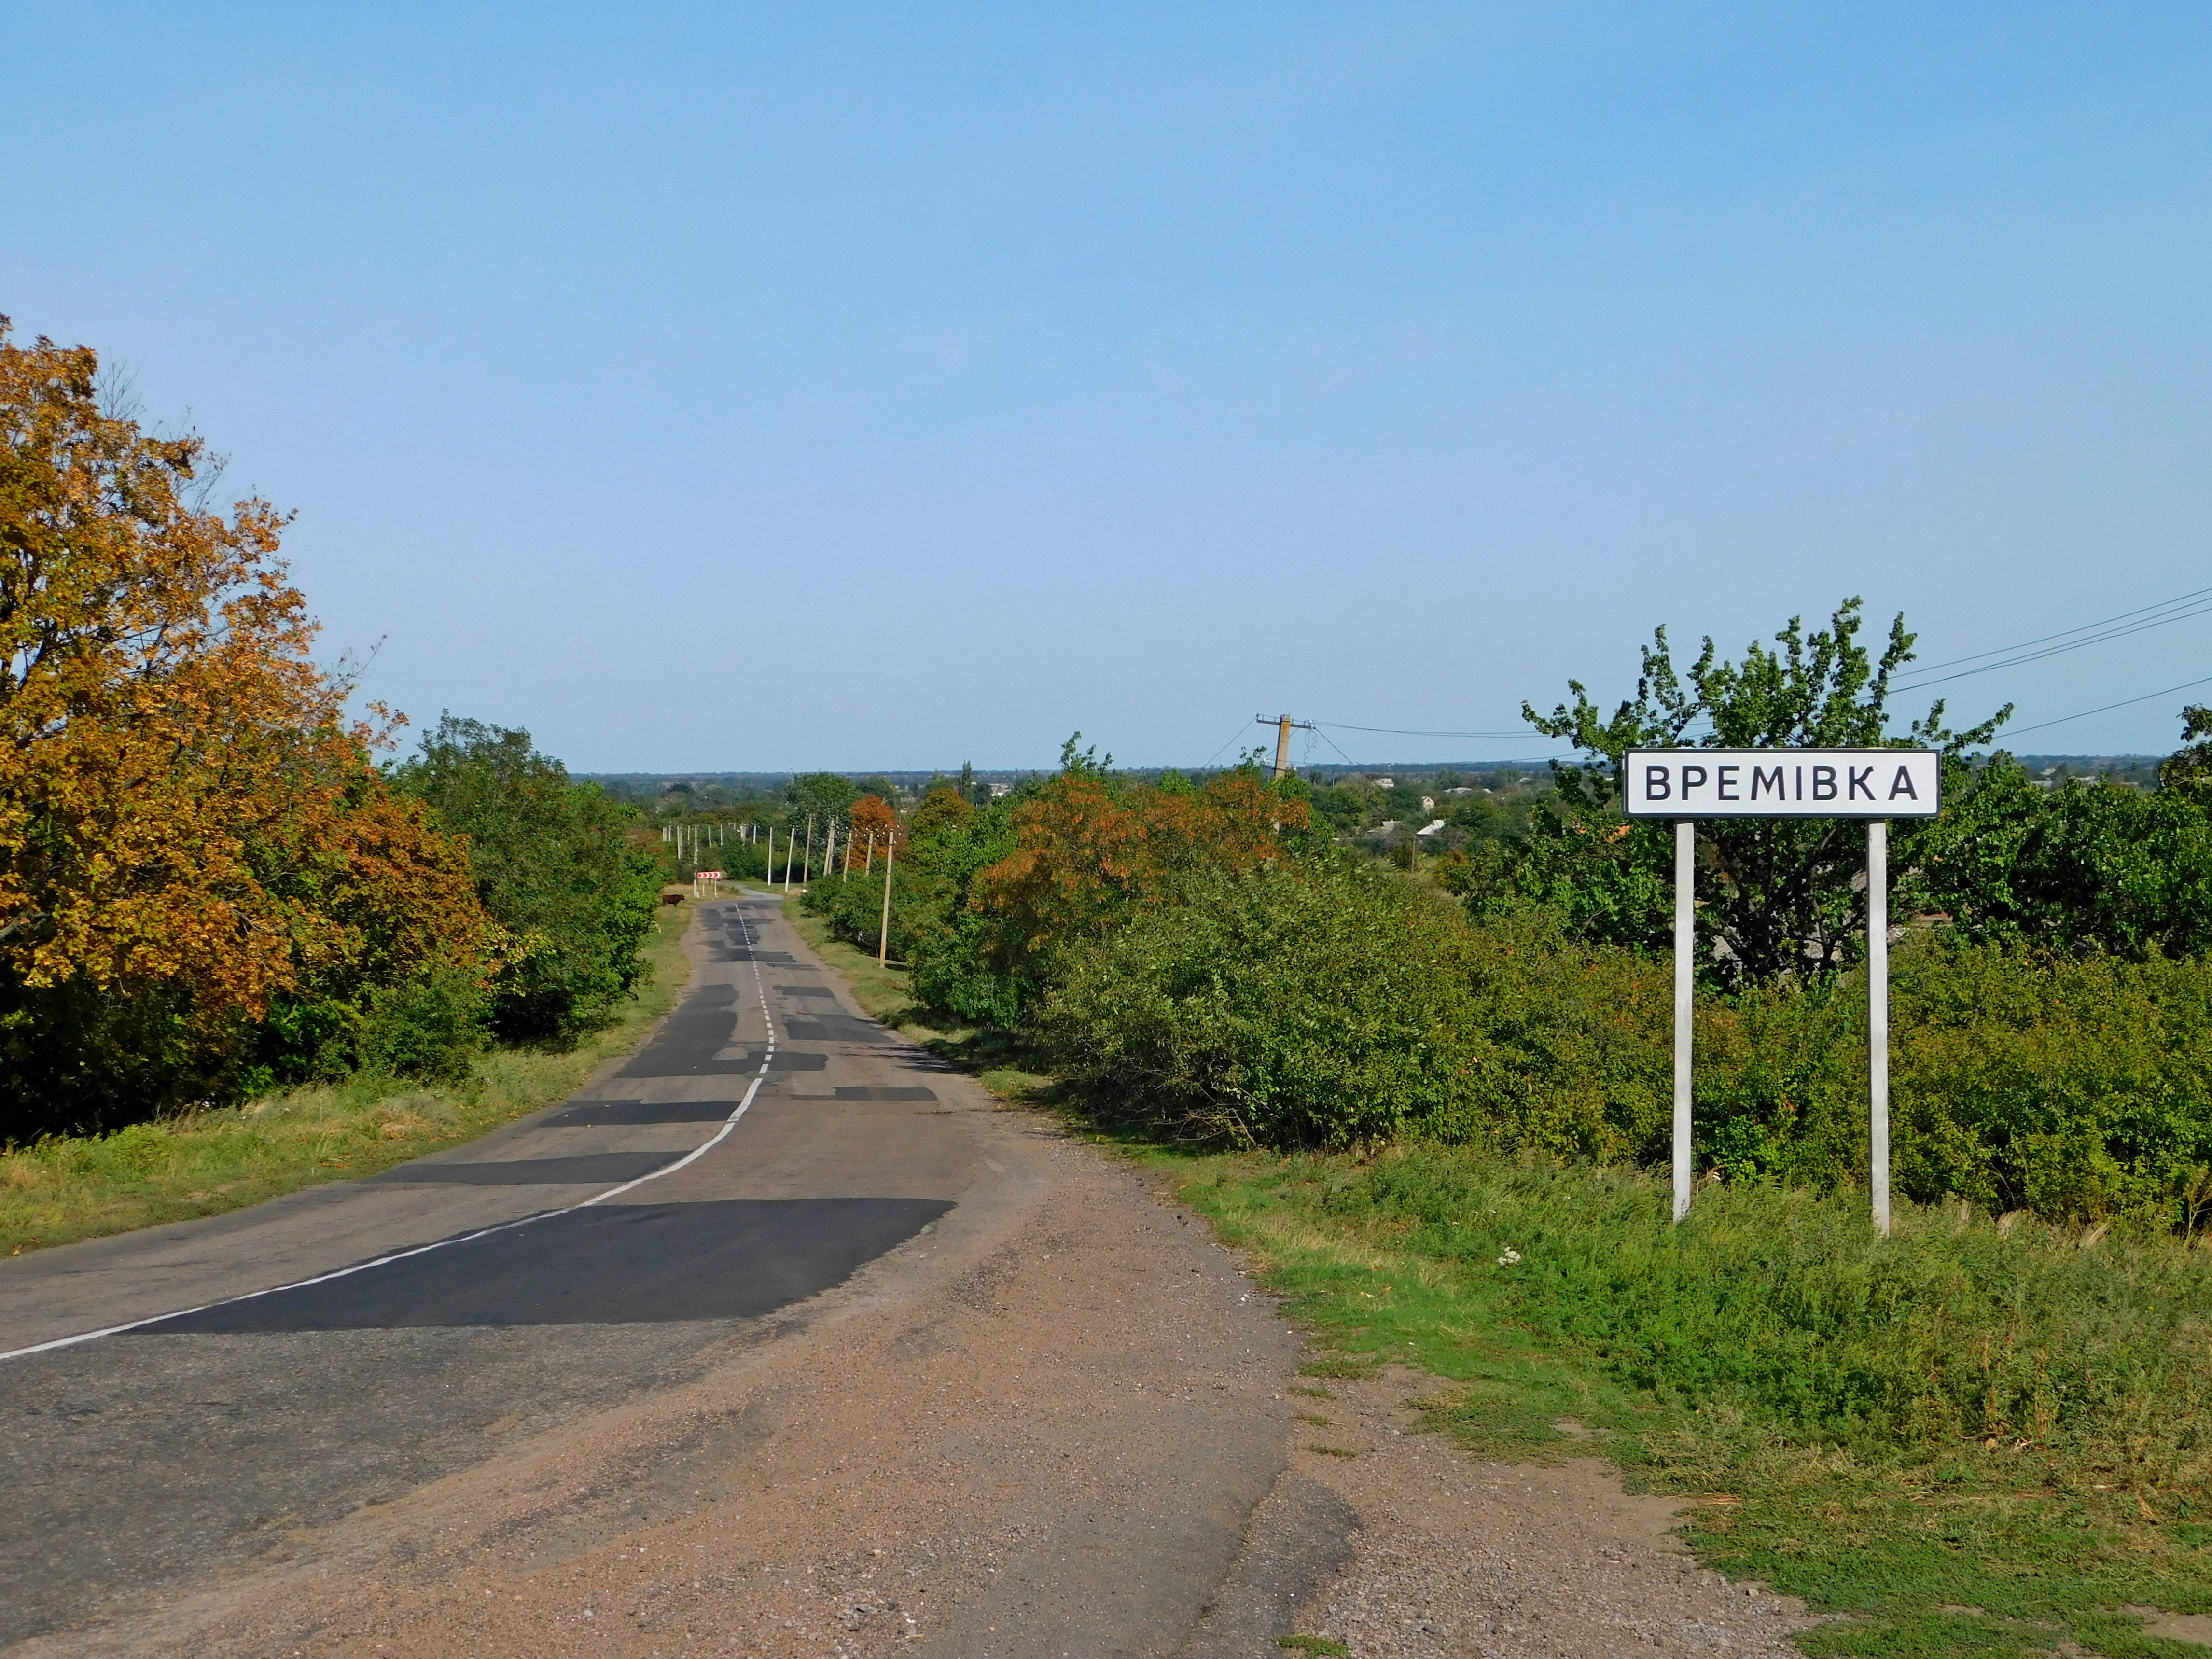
[0,896,982,1646]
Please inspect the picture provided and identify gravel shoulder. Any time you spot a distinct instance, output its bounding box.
[10,902,1817,1659]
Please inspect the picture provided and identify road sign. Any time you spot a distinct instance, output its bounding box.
[697,870,723,881]
[1624,746,1942,1236]
[1622,748,1939,817]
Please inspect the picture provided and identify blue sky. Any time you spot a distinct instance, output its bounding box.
[5,3,2209,771]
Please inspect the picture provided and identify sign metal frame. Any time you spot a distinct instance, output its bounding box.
[1623,747,1940,1234]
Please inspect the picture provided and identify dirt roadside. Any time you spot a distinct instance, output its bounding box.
[14,917,1812,1659]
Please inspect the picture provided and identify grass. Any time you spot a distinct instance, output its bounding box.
[0,901,694,1255]
[1141,1144,2212,1659]
[790,917,2212,1655]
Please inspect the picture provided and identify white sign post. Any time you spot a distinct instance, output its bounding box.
[1623,749,1941,1232]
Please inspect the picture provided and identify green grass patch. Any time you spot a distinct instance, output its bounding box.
[0,902,694,1255]
[1276,1636,1351,1656]
[1143,1143,2212,1659]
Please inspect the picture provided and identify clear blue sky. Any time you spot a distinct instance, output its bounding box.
[6,3,2209,772]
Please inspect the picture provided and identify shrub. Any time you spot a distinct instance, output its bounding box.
[1036,859,2212,1227]
[1041,860,1493,1144]
[353,965,490,1084]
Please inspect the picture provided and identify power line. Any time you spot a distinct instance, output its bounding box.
[1894,586,2212,692]
[1902,584,2212,675]
[1997,673,2212,739]
[1312,719,1533,739]
[1198,718,1260,772]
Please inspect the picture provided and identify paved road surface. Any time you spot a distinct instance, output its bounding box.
[1,899,969,1640]
[0,896,1335,1657]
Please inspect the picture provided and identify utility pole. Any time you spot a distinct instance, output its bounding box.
[877,838,895,967]
[864,832,875,874]
[1253,713,1317,779]
[801,815,814,884]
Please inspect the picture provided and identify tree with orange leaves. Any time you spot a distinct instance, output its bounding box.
[971,737,1307,978]
[0,321,491,1134]
[846,794,900,870]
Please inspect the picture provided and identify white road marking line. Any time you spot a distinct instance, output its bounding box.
[0,900,781,1364]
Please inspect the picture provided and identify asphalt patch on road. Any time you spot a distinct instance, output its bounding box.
[132,1198,955,1333]
[372,1153,683,1185]
[543,1098,743,1126]
[784,1016,894,1044]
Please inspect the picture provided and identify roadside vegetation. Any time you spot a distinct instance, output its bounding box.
[1,902,688,1255]
[795,602,2212,1656]
[0,322,680,1246]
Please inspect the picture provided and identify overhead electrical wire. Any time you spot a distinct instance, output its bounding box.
[1892,585,2212,692]
[1312,719,1532,739]
[1243,584,2212,767]
[1997,672,2212,740]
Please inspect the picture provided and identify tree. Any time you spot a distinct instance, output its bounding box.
[846,795,900,868]
[1905,707,2212,960]
[787,771,858,825]
[2163,705,2212,792]
[1503,598,2007,986]
[389,716,661,1043]
[0,321,491,1132]
[970,743,1308,992]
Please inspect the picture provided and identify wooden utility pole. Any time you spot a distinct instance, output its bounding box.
[877,839,895,967]
[1253,713,1316,779]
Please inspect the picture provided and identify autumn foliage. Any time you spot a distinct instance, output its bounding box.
[971,768,1305,964]
[844,794,900,868]
[0,321,493,1135]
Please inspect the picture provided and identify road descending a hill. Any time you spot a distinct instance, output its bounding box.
[0,894,1807,1658]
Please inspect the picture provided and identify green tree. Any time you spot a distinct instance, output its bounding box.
[787,771,858,825]
[1502,599,2007,986]
[389,716,660,1043]
[1906,707,2212,960]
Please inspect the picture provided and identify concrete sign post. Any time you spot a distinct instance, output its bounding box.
[1623,748,1942,1232]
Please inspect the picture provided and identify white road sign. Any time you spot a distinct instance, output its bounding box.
[1622,749,1940,819]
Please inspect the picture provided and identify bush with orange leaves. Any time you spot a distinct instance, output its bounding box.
[0,321,494,1136]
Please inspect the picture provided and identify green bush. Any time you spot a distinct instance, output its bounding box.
[1035,858,2212,1227]
[353,965,490,1085]
[1041,860,1494,1144]
[1907,753,2212,960]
